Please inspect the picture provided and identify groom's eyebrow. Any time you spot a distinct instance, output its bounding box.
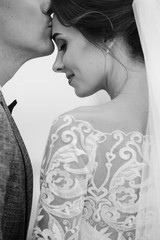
[52,33,62,41]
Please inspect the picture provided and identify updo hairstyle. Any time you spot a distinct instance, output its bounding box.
[52,0,144,61]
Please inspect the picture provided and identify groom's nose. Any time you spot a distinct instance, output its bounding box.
[40,0,53,16]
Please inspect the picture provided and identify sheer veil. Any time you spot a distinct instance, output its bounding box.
[133,0,160,239]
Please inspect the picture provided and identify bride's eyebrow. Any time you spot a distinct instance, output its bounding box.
[52,33,62,42]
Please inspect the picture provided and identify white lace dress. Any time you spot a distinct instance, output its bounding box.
[32,114,149,240]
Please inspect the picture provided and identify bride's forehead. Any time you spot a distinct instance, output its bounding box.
[52,15,66,31]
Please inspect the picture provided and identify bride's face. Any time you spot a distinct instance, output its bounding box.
[52,16,110,97]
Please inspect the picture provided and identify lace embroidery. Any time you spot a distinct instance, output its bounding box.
[32,114,150,240]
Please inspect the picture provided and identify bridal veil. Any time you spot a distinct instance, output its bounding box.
[133,0,160,238]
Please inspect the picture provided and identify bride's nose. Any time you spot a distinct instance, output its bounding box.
[52,56,64,73]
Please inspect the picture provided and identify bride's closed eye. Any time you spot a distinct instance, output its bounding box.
[58,43,67,52]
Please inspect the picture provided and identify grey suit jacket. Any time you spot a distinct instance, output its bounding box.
[0,91,33,240]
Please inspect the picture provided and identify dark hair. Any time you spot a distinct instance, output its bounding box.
[52,0,144,61]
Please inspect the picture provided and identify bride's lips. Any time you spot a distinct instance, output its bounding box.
[66,74,75,85]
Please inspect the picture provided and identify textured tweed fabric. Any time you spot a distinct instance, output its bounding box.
[0,91,33,240]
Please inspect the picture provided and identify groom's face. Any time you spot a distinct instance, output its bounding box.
[0,0,54,58]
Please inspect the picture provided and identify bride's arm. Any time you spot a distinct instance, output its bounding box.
[32,115,92,240]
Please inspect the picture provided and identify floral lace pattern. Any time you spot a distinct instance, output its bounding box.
[32,115,150,240]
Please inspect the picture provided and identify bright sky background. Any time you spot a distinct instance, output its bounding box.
[2,53,109,239]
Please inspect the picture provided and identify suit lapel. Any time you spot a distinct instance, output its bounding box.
[0,90,33,233]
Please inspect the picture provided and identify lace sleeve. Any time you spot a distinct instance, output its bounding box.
[32,115,98,240]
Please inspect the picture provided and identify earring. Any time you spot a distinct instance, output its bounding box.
[106,48,110,53]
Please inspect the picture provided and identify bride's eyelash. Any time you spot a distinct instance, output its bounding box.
[58,43,67,52]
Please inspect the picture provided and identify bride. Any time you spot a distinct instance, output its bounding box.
[32,0,160,239]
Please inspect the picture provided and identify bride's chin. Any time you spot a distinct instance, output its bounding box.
[74,89,91,98]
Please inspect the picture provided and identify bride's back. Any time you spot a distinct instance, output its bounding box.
[49,101,146,239]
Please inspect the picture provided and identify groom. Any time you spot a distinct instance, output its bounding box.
[0,0,54,239]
